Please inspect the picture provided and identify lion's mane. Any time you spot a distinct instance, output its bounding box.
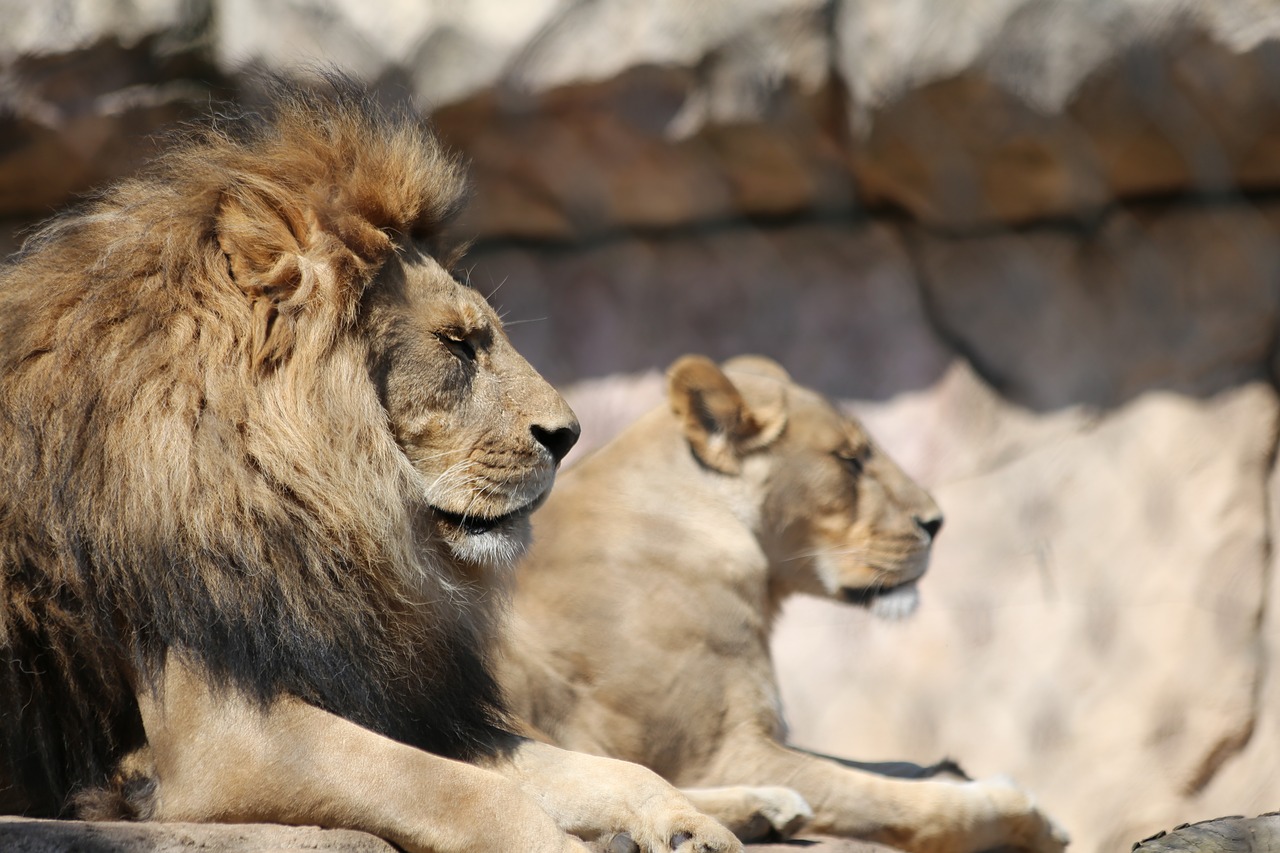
[0,81,508,815]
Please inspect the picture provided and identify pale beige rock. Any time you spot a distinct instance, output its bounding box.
[1192,443,1280,824]
[214,0,555,109]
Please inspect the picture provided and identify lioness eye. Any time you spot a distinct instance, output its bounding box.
[436,333,476,362]
[838,453,865,475]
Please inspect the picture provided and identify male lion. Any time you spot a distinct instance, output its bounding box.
[0,84,740,853]
[500,355,1071,853]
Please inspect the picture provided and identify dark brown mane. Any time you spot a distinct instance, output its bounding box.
[0,78,506,816]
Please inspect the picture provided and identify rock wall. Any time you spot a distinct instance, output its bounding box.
[4,2,1280,851]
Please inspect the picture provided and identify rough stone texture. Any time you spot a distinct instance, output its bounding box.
[426,0,1280,237]
[469,221,949,399]
[4,3,1280,853]
[0,0,224,218]
[1131,814,1280,852]
[837,2,1280,227]
[911,203,1280,410]
[0,817,397,853]
[12,1,1280,233]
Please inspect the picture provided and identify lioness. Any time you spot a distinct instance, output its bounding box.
[500,355,1069,853]
[0,83,739,853]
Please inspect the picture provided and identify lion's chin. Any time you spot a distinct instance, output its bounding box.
[444,513,534,569]
[430,489,550,569]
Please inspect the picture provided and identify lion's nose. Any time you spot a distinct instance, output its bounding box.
[915,513,944,541]
[532,421,580,464]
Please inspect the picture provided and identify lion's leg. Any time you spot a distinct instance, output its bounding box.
[487,739,742,853]
[136,660,586,853]
[679,786,812,842]
[707,740,1068,853]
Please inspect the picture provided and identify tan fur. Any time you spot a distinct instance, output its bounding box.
[0,82,739,853]
[501,355,1070,852]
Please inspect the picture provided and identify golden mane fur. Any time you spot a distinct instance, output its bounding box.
[0,81,506,814]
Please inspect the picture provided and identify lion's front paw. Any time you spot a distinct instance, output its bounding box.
[966,776,1070,853]
[580,815,741,853]
[665,816,743,853]
[514,746,743,853]
[629,808,743,853]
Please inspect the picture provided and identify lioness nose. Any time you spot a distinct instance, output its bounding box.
[915,514,944,541]
[532,421,580,464]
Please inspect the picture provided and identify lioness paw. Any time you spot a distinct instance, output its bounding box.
[588,821,739,853]
[584,832,640,853]
[682,785,812,842]
[968,776,1070,853]
[741,786,812,841]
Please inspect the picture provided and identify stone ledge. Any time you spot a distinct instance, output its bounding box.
[0,817,883,852]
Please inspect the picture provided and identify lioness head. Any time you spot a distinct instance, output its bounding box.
[362,248,579,567]
[667,355,941,618]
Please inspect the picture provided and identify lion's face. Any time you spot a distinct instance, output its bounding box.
[667,355,941,618]
[365,248,579,568]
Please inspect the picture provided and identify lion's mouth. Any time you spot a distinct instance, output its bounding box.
[840,585,895,606]
[839,580,920,620]
[430,488,551,537]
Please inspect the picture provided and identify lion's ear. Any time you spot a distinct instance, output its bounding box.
[216,187,392,370]
[667,355,787,475]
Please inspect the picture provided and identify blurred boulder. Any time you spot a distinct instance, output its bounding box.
[468,221,950,399]
[0,0,223,218]
[911,203,1280,410]
[7,1,1280,232]
[838,1,1280,228]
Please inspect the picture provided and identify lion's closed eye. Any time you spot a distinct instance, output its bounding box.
[436,332,476,362]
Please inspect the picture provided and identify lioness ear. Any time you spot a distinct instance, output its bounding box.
[216,186,391,370]
[722,354,791,384]
[667,355,787,475]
